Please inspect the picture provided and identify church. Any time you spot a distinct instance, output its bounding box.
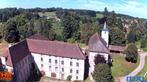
[0,22,113,82]
[88,22,112,80]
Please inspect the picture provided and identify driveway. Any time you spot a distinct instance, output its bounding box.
[120,52,147,82]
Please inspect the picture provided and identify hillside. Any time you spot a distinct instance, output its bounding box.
[0,7,147,47]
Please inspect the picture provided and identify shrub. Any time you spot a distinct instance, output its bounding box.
[93,64,113,82]
[124,43,138,63]
[67,75,72,81]
[141,39,147,48]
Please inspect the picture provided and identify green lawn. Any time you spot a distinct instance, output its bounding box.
[143,47,147,51]
[84,54,139,82]
[96,13,103,18]
[39,76,50,82]
[137,57,147,80]
[38,12,56,18]
[84,77,94,82]
[111,54,139,77]
[135,40,141,49]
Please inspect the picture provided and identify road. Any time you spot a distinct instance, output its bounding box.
[120,52,147,82]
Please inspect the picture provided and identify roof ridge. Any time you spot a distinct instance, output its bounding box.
[76,44,86,59]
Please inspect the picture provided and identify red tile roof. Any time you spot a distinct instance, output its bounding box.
[9,40,31,66]
[109,45,125,52]
[88,32,110,54]
[4,37,85,67]
[27,39,85,59]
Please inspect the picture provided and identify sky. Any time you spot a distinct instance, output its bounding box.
[0,0,147,18]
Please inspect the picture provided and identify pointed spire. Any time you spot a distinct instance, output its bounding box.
[102,21,108,31]
[103,21,107,29]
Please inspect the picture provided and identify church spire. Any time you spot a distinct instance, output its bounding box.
[104,21,107,29]
[101,21,109,47]
[102,21,108,31]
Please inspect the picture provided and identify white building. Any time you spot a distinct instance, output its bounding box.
[88,22,111,80]
[27,39,85,81]
[1,35,85,82]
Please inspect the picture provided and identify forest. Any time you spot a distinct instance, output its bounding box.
[0,7,147,47]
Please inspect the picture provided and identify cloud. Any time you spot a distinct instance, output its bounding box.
[79,0,147,18]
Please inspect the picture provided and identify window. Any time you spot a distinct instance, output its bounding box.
[70,69,72,73]
[55,67,58,70]
[70,62,72,66]
[76,62,79,67]
[41,64,43,67]
[61,60,64,65]
[49,66,51,70]
[55,60,57,64]
[76,76,78,80]
[62,68,64,72]
[49,66,51,69]
[41,57,43,61]
[49,59,51,63]
[76,70,79,74]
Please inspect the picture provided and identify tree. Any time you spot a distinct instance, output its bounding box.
[104,7,108,17]
[94,54,106,64]
[35,19,55,40]
[124,43,138,63]
[127,23,141,43]
[109,27,126,46]
[141,38,147,48]
[80,22,100,44]
[4,19,20,43]
[67,75,72,81]
[0,23,4,42]
[61,12,80,40]
[93,64,113,82]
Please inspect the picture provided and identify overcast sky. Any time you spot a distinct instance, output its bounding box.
[0,0,147,18]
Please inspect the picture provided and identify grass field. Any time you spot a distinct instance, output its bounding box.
[143,47,147,51]
[84,77,94,82]
[39,76,50,82]
[38,12,56,18]
[137,57,147,80]
[96,13,103,18]
[135,40,141,49]
[111,54,139,80]
[85,54,139,82]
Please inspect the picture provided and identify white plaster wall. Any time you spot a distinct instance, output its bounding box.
[0,56,6,65]
[88,52,109,76]
[6,66,13,73]
[31,53,85,81]
[101,31,109,47]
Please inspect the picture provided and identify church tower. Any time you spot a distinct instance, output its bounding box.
[101,21,109,47]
